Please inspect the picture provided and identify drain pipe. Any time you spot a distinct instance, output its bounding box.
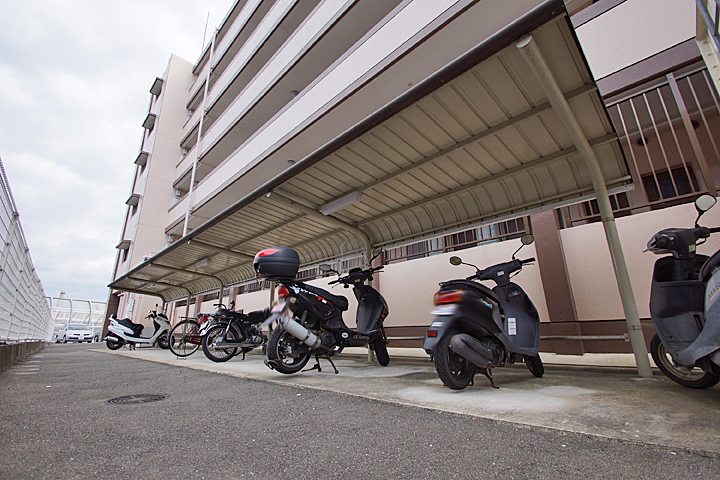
[517,34,652,378]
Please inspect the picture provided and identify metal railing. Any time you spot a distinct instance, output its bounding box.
[557,67,720,227]
[0,159,53,343]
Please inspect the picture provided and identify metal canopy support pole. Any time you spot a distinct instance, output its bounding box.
[517,35,652,378]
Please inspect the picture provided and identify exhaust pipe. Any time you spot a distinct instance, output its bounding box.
[212,336,264,349]
[278,316,324,350]
[450,334,494,368]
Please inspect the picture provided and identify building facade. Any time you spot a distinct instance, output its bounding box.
[108,0,720,358]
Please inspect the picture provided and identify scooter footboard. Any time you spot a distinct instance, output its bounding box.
[651,278,704,353]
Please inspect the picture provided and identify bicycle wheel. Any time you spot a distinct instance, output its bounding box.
[169,319,201,357]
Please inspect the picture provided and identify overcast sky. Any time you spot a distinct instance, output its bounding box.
[0,0,232,302]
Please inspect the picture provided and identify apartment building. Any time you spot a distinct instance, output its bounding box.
[108,0,720,364]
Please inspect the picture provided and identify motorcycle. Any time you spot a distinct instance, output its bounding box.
[201,301,268,362]
[645,194,720,389]
[105,308,171,350]
[255,246,390,374]
[423,234,543,389]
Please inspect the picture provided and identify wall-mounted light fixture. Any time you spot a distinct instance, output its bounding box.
[321,191,363,215]
[195,257,210,268]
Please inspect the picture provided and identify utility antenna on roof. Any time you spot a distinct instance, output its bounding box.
[201,10,211,50]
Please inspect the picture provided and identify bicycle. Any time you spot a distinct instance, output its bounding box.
[168,313,210,357]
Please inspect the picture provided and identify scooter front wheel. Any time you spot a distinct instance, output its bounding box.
[372,337,390,366]
[157,332,170,349]
[525,354,544,377]
[650,334,720,389]
[434,331,475,390]
[106,334,123,350]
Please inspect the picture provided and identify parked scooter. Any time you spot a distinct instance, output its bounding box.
[646,194,720,389]
[255,246,390,374]
[423,234,543,389]
[105,308,171,350]
[201,301,268,362]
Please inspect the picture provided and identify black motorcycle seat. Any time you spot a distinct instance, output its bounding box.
[701,250,720,282]
[118,318,143,336]
[302,283,349,311]
[440,279,499,304]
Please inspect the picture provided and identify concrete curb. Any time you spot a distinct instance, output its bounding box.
[0,341,48,372]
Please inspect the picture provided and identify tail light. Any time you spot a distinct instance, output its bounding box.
[426,330,437,338]
[277,286,290,298]
[434,290,465,305]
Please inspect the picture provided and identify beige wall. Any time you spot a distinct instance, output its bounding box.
[561,201,720,320]
[379,238,548,328]
[575,0,695,80]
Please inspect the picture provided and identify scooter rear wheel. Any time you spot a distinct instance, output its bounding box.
[650,334,720,389]
[266,328,311,374]
[434,331,475,390]
[106,334,123,350]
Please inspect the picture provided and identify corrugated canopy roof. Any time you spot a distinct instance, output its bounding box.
[109,3,630,303]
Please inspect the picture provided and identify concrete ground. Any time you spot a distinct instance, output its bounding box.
[2,344,719,479]
[106,344,720,455]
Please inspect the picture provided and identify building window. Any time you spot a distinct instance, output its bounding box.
[121,249,129,263]
[642,166,698,203]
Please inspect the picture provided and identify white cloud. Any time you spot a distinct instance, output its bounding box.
[0,0,232,300]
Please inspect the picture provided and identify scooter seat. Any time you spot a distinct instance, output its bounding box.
[701,250,720,282]
[118,318,143,337]
[302,284,349,311]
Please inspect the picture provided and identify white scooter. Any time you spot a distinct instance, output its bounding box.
[105,309,171,350]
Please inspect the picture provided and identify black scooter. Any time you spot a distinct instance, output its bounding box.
[259,249,390,374]
[646,194,720,389]
[423,234,543,389]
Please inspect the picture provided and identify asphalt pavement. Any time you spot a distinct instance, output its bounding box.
[0,343,718,479]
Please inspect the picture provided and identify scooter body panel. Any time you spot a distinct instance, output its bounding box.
[676,267,720,366]
[493,283,540,356]
[107,318,169,345]
[650,256,706,360]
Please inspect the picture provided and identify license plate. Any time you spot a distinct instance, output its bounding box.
[271,300,286,313]
[431,305,457,316]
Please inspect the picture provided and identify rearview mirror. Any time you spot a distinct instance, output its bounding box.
[695,194,716,213]
[319,264,333,272]
[521,234,535,246]
[450,256,462,266]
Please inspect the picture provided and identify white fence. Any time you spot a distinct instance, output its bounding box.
[0,159,53,342]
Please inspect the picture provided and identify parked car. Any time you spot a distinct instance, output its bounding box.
[54,324,94,343]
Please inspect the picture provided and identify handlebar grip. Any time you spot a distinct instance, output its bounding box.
[329,279,340,285]
[708,227,720,234]
[521,257,535,264]
[654,236,671,249]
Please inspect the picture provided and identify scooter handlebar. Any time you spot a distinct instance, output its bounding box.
[521,257,535,264]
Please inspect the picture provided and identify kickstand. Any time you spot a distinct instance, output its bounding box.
[480,368,498,389]
[241,351,246,361]
[302,355,339,374]
[325,355,339,374]
[303,355,323,373]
